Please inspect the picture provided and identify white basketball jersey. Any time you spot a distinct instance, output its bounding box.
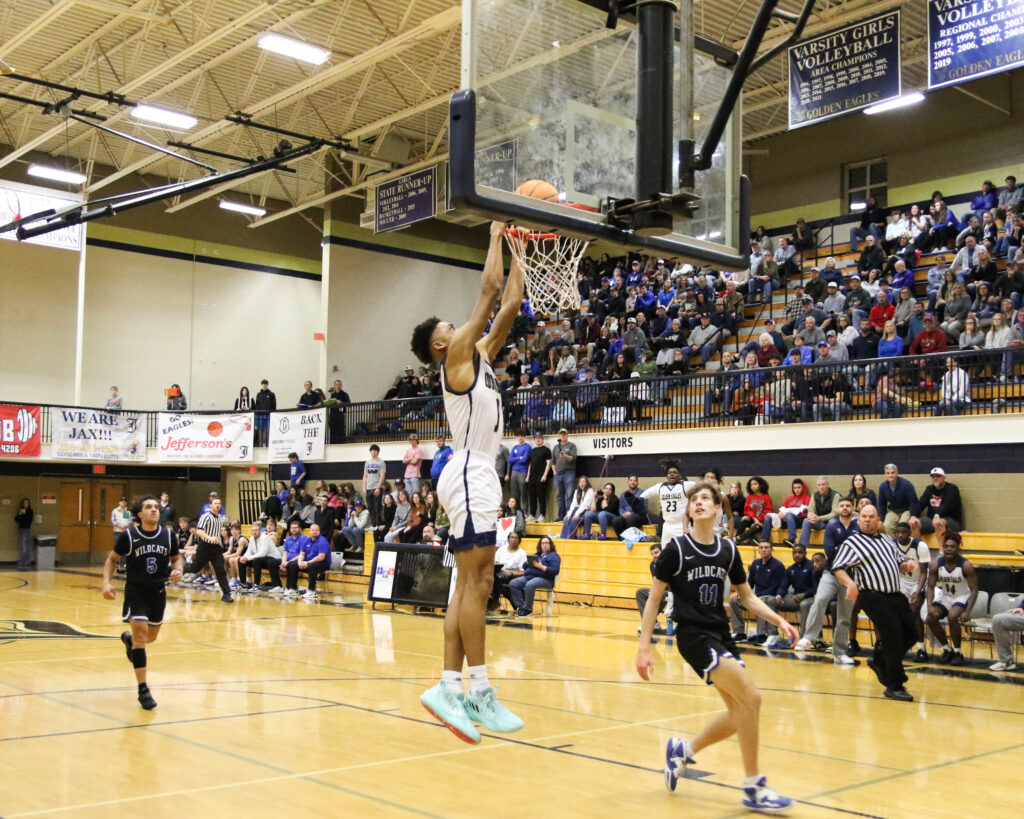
[936,557,969,596]
[441,353,503,457]
[896,537,930,585]
[644,480,694,529]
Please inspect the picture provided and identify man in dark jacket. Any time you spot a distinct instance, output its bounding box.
[849,196,887,251]
[799,476,840,547]
[857,234,886,274]
[729,541,787,643]
[909,467,964,540]
[878,463,919,535]
[612,474,651,535]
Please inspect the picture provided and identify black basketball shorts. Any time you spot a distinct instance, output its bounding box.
[121,583,167,626]
[674,626,745,685]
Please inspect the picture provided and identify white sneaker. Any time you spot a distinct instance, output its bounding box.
[834,654,856,666]
[283,588,298,597]
[526,515,536,523]
[989,660,1017,671]
[303,589,318,599]
[763,636,780,649]
[794,637,814,650]
[268,586,284,595]
[536,515,545,523]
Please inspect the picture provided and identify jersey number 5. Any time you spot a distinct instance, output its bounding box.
[146,557,158,574]
[698,583,718,606]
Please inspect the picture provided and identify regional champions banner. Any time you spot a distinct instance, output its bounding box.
[156,413,253,462]
[268,408,326,462]
[789,11,901,129]
[52,407,145,462]
[928,0,1024,90]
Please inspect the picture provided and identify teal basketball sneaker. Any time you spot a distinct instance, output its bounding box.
[463,687,524,733]
[420,682,480,744]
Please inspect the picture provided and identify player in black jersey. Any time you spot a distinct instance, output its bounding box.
[101,495,182,710]
[636,482,797,814]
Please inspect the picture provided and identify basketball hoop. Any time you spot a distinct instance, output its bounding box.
[504,218,590,314]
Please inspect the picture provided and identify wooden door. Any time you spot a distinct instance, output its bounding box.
[92,482,127,556]
[58,483,92,555]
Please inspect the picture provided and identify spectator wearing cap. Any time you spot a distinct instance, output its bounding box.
[551,428,577,521]
[621,316,648,364]
[878,463,918,535]
[994,259,1024,310]
[813,339,836,366]
[682,313,722,367]
[739,318,786,361]
[825,330,849,362]
[649,303,670,339]
[805,266,828,303]
[822,281,846,326]
[530,321,551,355]
[844,275,874,328]
[626,259,644,288]
[746,250,779,304]
[909,468,964,540]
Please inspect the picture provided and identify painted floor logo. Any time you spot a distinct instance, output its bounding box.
[0,620,112,645]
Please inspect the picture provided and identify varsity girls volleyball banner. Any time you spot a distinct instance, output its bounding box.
[51,407,145,462]
[0,404,41,457]
[268,408,326,462]
[156,412,254,462]
[928,0,1024,90]
[788,10,901,128]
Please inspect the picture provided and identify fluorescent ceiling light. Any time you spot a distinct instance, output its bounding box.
[27,163,87,185]
[219,200,266,217]
[864,92,925,115]
[132,104,198,129]
[258,33,330,65]
[850,201,867,211]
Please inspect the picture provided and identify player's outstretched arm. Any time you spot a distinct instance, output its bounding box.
[448,222,507,371]
[737,581,798,641]
[101,550,119,599]
[481,252,525,362]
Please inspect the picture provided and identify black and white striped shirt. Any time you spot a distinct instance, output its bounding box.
[196,510,227,543]
[832,530,905,593]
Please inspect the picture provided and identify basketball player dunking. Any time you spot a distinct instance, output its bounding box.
[411,220,525,744]
[101,495,183,710]
[637,482,796,813]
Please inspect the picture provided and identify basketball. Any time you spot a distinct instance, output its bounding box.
[516,179,560,202]
[206,421,223,437]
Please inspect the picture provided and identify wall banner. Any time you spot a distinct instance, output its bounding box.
[156,412,254,462]
[268,408,326,462]
[52,407,146,461]
[0,404,41,457]
[928,0,1024,90]
[788,11,901,129]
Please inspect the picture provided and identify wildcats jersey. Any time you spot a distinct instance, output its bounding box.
[114,526,178,587]
[655,534,747,630]
[441,353,502,457]
[936,556,970,596]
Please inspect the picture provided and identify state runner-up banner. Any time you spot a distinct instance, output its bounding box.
[788,10,901,129]
[268,408,326,462]
[52,407,145,462]
[0,404,41,458]
[928,0,1024,90]
[156,413,254,462]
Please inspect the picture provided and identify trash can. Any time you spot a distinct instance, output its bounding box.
[34,535,57,570]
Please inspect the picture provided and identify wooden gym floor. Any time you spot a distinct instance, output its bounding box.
[0,569,1019,818]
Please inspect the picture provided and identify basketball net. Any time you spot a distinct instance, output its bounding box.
[504,227,587,314]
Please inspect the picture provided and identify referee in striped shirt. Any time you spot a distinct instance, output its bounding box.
[194,497,233,602]
[832,504,920,702]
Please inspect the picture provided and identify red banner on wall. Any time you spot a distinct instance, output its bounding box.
[0,405,41,457]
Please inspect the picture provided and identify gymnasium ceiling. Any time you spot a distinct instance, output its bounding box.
[0,0,925,229]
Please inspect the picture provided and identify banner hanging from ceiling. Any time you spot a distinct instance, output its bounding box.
[788,10,902,129]
[928,0,1024,90]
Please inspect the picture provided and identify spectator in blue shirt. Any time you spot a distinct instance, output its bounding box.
[878,463,918,535]
[279,520,309,596]
[430,436,453,483]
[729,541,786,643]
[294,523,331,599]
[625,260,644,288]
[971,179,997,222]
[508,432,531,508]
[288,452,307,488]
[509,535,561,616]
[771,544,819,643]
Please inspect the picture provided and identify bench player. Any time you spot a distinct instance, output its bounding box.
[925,532,979,666]
[637,482,797,813]
[411,220,525,744]
[893,521,930,661]
[101,495,182,710]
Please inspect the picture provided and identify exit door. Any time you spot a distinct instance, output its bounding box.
[58,481,127,560]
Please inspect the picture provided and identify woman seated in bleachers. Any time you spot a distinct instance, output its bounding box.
[908,203,932,250]
[835,313,857,348]
[508,535,561,617]
[893,287,917,339]
[383,489,411,543]
[560,477,595,539]
[861,267,884,299]
[735,477,772,545]
[847,474,877,507]
[399,492,427,544]
[966,247,998,299]
[939,283,971,341]
[984,312,1015,380]
[971,282,998,330]
[501,497,527,538]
